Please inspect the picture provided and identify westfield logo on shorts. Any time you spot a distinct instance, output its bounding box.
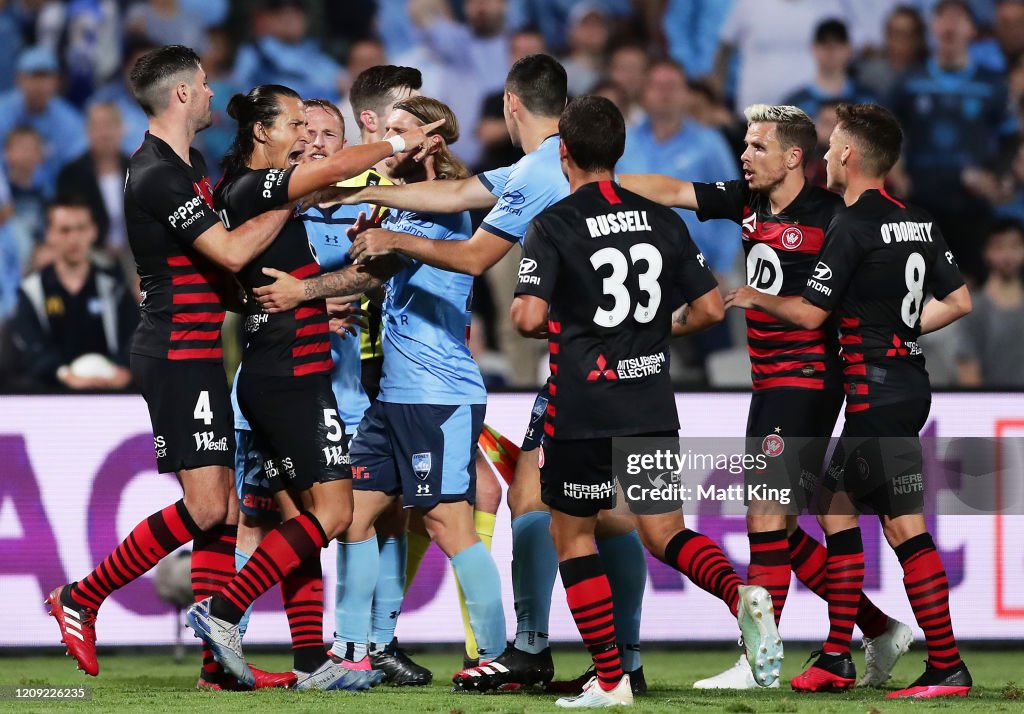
[322,446,349,467]
[193,431,229,451]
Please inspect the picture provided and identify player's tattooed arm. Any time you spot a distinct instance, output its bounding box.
[251,258,402,313]
[671,289,725,336]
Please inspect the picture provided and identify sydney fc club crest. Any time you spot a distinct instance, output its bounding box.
[412,452,432,481]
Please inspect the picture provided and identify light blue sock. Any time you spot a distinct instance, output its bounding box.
[369,535,407,648]
[597,530,646,671]
[511,510,558,654]
[234,548,253,638]
[450,541,506,660]
[332,537,378,661]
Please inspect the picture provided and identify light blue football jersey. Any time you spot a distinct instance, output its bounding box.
[377,208,486,406]
[478,134,569,244]
[301,204,370,435]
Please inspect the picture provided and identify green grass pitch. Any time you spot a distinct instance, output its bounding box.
[2,647,1022,713]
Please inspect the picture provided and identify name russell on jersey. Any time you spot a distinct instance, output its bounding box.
[586,209,652,238]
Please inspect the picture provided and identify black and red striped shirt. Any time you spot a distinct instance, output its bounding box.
[801,189,964,412]
[125,133,227,362]
[215,166,332,378]
[694,179,843,391]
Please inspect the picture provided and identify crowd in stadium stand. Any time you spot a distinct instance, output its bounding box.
[0,0,1022,391]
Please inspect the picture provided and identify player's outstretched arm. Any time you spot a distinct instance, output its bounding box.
[287,119,446,199]
[327,174,498,213]
[510,294,549,338]
[351,225,514,276]
[253,257,403,313]
[192,207,293,273]
[671,288,725,336]
[726,286,830,330]
[919,285,971,335]
[618,174,698,210]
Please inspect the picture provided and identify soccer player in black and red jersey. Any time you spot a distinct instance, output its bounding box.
[620,105,909,690]
[728,103,973,698]
[45,45,297,689]
[512,96,783,706]
[183,84,440,691]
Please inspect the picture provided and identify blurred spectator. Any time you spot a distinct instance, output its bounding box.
[510,25,546,61]
[89,39,153,157]
[0,170,19,319]
[561,4,609,96]
[10,195,136,390]
[784,19,875,117]
[607,41,649,126]
[970,0,1024,71]
[179,0,228,28]
[993,140,1024,221]
[857,5,930,97]
[619,60,741,277]
[194,26,241,173]
[889,0,1014,278]
[0,0,24,89]
[404,0,511,166]
[687,78,746,157]
[714,0,849,112]
[56,102,129,255]
[4,125,48,265]
[955,218,1024,386]
[590,78,628,113]
[125,0,207,54]
[663,0,734,78]
[36,0,120,107]
[233,0,342,101]
[514,0,630,53]
[804,99,842,187]
[0,46,86,195]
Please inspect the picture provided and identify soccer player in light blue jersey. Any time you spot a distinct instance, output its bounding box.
[299,55,651,694]
[257,96,509,683]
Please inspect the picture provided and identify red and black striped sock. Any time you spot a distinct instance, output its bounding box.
[664,529,741,616]
[192,524,237,681]
[282,554,327,673]
[747,529,790,625]
[71,500,202,611]
[823,527,864,655]
[788,526,889,638]
[559,554,622,692]
[896,533,962,669]
[211,513,328,623]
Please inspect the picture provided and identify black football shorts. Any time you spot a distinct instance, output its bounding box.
[744,386,844,513]
[821,397,931,517]
[132,354,235,473]
[236,371,351,491]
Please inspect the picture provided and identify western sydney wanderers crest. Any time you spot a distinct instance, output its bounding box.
[781,226,803,250]
[762,433,785,457]
[412,452,432,481]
